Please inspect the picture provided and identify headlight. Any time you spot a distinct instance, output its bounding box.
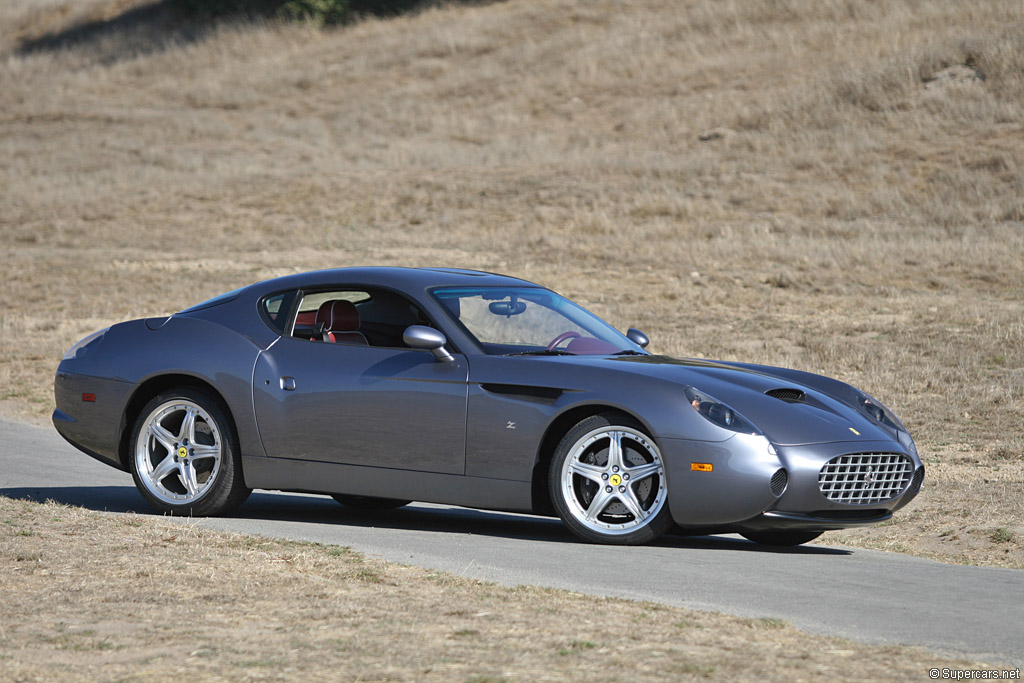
[684,386,760,435]
[62,328,109,361]
[899,430,919,458]
[854,392,904,432]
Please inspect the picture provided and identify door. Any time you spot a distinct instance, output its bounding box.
[252,335,469,475]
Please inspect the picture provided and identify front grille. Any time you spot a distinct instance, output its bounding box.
[818,452,913,505]
[770,468,788,496]
[766,388,806,403]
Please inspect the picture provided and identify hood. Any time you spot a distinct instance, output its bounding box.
[604,355,898,447]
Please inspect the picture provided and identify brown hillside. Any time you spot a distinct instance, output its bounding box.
[1,0,1022,567]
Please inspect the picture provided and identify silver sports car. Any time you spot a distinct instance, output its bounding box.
[54,267,923,545]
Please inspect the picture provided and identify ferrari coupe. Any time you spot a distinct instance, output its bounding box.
[53,267,924,545]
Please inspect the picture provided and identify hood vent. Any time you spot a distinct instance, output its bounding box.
[766,388,806,403]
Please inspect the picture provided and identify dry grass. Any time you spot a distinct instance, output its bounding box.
[1,0,1022,573]
[0,496,993,680]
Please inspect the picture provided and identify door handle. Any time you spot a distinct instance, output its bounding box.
[280,376,296,391]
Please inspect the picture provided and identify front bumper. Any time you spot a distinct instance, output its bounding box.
[660,436,924,532]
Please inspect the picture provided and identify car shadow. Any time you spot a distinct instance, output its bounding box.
[1,486,851,556]
[15,0,507,64]
[1,485,150,514]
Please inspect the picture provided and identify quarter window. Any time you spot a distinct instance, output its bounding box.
[260,291,296,335]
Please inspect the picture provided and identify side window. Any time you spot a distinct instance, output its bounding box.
[260,291,296,335]
[290,287,432,348]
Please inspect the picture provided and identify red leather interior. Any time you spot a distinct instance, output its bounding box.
[314,300,368,345]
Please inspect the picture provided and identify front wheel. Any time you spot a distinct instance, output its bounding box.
[130,388,250,516]
[549,413,673,545]
[740,530,823,547]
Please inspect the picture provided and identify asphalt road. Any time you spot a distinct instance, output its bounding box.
[3,416,1021,666]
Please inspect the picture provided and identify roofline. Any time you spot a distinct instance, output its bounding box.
[241,266,544,296]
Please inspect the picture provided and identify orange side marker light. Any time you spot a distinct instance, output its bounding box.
[691,462,713,472]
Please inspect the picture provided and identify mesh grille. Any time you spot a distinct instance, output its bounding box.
[818,453,913,504]
[906,467,925,497]
[766,388,806,402]
[770,468,788,496]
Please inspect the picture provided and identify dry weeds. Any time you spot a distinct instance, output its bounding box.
[0,496,994,680]
[0,0,1022,574]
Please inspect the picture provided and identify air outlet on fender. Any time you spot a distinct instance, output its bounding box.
[766,388,806,403]
[480,383,564,402]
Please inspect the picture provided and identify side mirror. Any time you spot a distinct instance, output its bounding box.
[404,325,454,362]
[626,328,649,349]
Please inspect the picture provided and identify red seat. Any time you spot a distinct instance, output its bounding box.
[314,300,368,345]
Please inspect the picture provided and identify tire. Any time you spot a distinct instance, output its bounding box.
[331,494,411,510]
[129,388,250,516]
[549,413,672,545]
[740,530,824,547]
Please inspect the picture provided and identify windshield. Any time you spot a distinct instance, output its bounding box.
[431,286,645,356]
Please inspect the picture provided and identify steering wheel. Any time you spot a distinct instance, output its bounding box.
[546,331,581,351]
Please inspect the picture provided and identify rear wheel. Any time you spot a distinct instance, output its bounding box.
[549,413,672,545]
[740,530,823,547]
[130,389,250,516]
[331,494,410,510]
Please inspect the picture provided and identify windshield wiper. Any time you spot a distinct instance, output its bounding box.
[504,349,576,356]
[611,350,647,356]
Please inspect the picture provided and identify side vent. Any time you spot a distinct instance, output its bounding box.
[480,383,564,402]
[766,388,806,403]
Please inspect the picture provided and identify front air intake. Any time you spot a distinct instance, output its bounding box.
[905,467,925,497]
[770,468,788,496]
[818,452,913,505]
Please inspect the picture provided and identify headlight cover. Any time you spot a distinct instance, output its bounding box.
[899,429,919,459]
[684,386,760,435]
[62,327,109,361]
[854,392,905,433]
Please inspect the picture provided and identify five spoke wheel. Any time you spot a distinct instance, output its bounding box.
[130,389,250,516]
[551,414,672,544]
